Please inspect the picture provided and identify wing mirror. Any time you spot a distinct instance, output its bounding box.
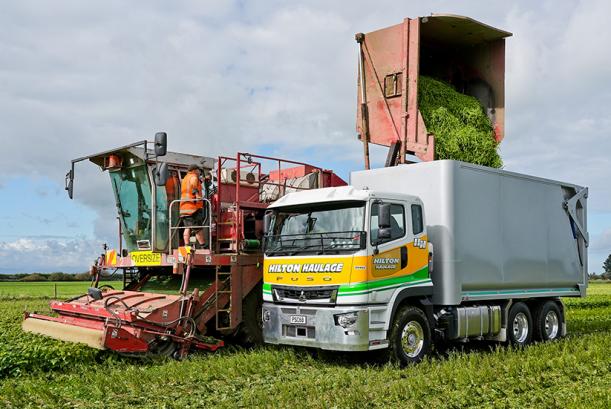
[263,212,272,235]
[378,203,391,228]
[374,203,391,252]
[154,132,167,157]
[65,169,74,199]
[153,162,169,186]
[377,227,391,240]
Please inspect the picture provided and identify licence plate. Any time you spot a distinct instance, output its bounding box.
[289,315,307,325]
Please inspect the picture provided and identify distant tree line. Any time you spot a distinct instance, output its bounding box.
[0,271,123,282]
[589,254,611,280]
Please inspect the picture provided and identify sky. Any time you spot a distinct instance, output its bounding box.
[0,0,609,273]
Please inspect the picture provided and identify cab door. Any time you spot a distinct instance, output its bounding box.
[368,200,410,302]
[368,199,429,303]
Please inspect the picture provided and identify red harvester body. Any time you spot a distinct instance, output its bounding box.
[24,145,345,357]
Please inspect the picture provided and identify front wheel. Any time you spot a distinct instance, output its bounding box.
[388,305,432,366]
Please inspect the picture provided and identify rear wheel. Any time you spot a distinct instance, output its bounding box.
[533,300,562,342]
[234,284,263,346]
[151,339,177,357]
[388,305,431,366]
[507,302,533,347]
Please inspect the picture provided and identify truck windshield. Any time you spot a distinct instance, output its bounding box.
[265,202,365,256]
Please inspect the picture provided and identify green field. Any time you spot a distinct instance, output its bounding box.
[0,282,609,408]
[0,281,117,298]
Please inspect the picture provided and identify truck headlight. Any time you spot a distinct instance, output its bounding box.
[334,312,358,328]
[263,309,271,322]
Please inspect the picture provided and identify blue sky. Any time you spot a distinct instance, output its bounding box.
[0,0,610,273]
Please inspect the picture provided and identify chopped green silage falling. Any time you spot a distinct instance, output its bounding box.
[418,76,502,168]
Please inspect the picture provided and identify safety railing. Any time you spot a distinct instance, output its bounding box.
[216,153,326,207]
[215,153,328,254]
[168,198,213,255]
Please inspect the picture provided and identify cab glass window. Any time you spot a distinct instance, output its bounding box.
[371,203,405,244]
[411,204,423,235]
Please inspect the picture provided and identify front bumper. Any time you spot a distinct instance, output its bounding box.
[262,303,372,351]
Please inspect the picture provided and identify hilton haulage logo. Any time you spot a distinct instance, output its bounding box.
[373,257,399,270]
[267,263,344,273]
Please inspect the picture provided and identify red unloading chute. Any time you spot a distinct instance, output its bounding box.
[356,14,511,167]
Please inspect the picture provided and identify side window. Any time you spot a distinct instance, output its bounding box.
[371,203,405,244]
[411,204,423,235]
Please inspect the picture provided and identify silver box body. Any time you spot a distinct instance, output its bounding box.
[351,160,587,305]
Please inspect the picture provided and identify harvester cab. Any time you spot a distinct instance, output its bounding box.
[356,14,511,167]
[71,137,215,256]
[24,135,346,357]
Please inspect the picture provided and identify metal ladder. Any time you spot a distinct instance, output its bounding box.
[215,266,233,330]
[123,268,139,288]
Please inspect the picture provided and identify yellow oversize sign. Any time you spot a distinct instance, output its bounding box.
[130,251,162,266]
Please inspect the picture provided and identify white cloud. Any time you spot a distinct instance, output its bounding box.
[0,237,102,273]
[590,228,611,253]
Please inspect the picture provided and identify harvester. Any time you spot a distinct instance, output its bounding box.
[23,14,510,358]
[23,136,345,357]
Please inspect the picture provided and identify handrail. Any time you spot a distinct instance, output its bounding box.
[168,198,213,255]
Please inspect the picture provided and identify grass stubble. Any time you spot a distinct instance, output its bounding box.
[0,282,609,408]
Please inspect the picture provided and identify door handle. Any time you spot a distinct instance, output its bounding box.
[400,246,408,269]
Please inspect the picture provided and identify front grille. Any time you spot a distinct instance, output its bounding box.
[273,286,338,304]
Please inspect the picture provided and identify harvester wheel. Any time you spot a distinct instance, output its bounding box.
[150,339,177,357]
[234,284,264,346]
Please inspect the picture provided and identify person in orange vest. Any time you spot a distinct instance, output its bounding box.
[180,164,206,248]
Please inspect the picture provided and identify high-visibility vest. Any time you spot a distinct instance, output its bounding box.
[180,171,203,216]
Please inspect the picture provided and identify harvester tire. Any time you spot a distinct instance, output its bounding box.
[388,305,431,366]
[234,284,264,346]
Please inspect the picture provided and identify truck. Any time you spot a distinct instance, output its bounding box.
[261,160,588,364]
[261,14,589,364]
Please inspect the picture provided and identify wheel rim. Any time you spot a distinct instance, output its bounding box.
[401,321,424,358]
[512,312,529,343]
[544,310,559,339]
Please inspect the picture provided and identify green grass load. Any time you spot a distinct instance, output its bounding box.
[418,76,502,168]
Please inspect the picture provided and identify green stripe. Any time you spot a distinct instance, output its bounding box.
[337,278,431,296]
[338,266,430,295]
[463,287,579,297]
[263,283,272,292]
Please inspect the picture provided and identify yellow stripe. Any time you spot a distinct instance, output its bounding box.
[264,236,429,287]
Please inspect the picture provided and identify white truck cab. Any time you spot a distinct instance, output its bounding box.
[262,186,434,359]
